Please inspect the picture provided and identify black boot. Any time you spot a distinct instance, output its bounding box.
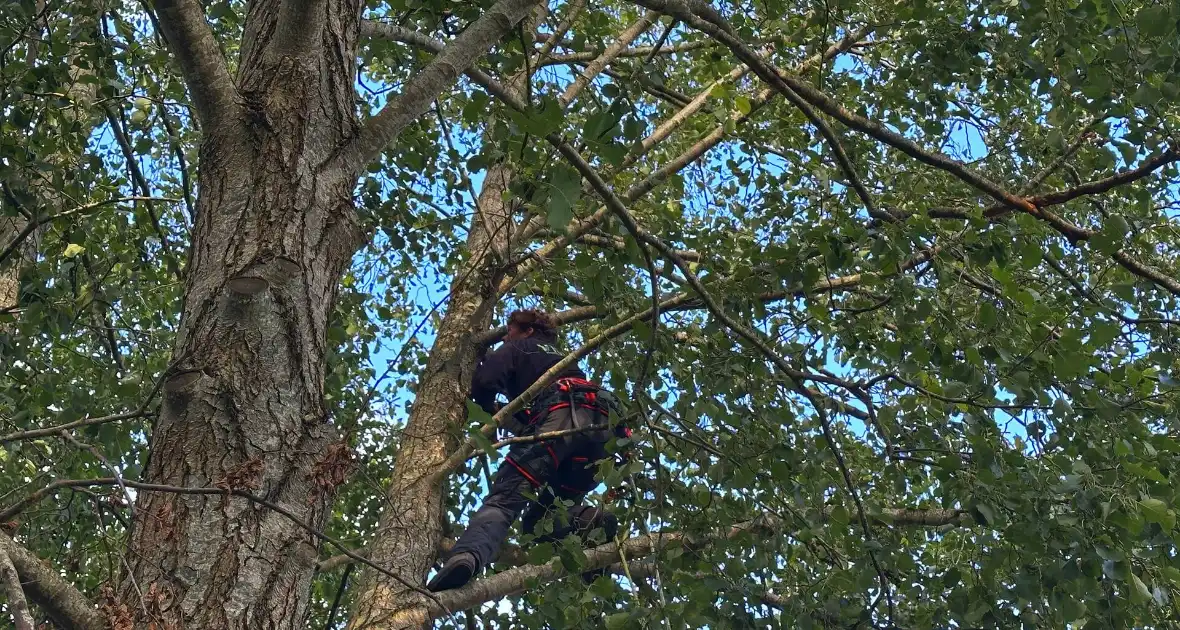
[426,551,478,592]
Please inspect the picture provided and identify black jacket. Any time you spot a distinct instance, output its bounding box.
[471,332,585,429]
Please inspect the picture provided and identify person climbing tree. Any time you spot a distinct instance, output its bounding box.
[427,309,628,592]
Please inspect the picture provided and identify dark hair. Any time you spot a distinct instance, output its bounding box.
[507,309,556,336]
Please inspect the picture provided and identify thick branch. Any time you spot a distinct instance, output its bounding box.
[0,534,103,630]
[532,0,584,62]
[478,246,934,347]
[540,38,715,64]
[1,409,150,444]
[272,0,326,54]
[316,503,957,575]
[628,62,751,162]
[558,11,657,106]
[917,152,1180,295]
[1022,147,1178,211]
[342,0,543,171]
[0,548,34,630]
[384,506,964,624]
[536,228,702,262]
[907,147,1176,228]
[151,0,243,134]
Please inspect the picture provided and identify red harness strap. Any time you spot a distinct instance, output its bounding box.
[505,457,541,487]
[554,377,596,391]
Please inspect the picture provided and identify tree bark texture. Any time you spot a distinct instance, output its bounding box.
[119,1,365,627]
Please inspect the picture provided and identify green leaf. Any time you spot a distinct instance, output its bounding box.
[735,95,752,115]
[1125,462,1167,482]
[583,110,620,143]
[465,400,492,424]
[1139,498,1175,530]
[527,542,554,566]
[466,427,499,461]
[974,502,997,526]
[557,540,585,573]
[1090,228,1121,255]
[507,96,563,136]
[62,243,85,258]
[1090,321,1121,347]
[465,402,499,461]
[545,166,581,230]
[1105,214,1130,240]
[979,301,998,327]
[1129,573,1152,603]
[1062,596,1086,622]
[829,505,850,527]
[605,613,630,630]
[1136,5,1172,37]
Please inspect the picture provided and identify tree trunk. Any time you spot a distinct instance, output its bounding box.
[347,162,516,629]
[120,1,364,627]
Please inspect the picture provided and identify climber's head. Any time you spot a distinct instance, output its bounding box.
[504,309,556,342]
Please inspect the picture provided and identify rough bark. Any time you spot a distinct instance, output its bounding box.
[370,507,968,625]
[118,0,364,627]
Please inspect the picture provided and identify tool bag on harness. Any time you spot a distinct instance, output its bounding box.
[526,377,630,439]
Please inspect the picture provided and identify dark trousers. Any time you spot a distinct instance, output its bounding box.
[451,405,614,569]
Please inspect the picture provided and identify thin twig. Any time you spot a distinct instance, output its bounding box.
[58,431,137,520]
[468,425,605,459]
[323,563,353,630]
[1,365,167,443]
[0,196,177,267]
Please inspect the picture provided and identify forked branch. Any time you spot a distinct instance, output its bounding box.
[341,0,544,171]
